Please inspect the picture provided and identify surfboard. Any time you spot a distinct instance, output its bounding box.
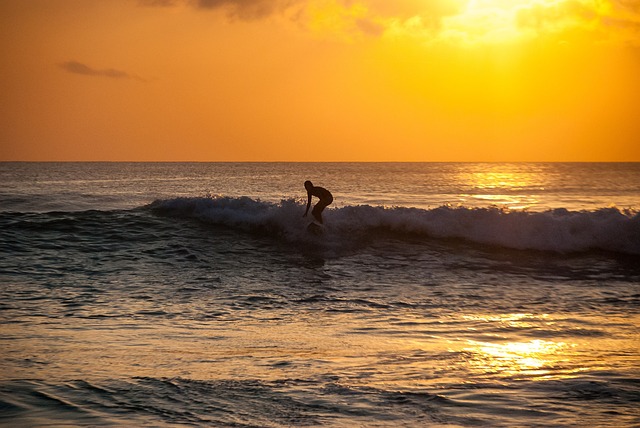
[307,222,324,236]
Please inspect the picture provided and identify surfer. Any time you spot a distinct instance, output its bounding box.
[303,180,333,225]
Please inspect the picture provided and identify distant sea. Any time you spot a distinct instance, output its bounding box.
[1,162,639,427]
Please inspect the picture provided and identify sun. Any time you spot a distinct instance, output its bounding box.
[442,0,564,45]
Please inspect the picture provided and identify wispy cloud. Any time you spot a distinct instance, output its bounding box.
[139,0,303,20]
[139,0,178,6]
[512,0,640,46]
[195,0,283,20]
[59,61,145,81]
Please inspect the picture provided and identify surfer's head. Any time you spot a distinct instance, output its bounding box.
[304,180,313,191]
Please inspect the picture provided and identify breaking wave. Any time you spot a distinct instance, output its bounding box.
[149,196,640,255]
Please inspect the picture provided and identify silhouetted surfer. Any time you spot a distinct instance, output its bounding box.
[303,180,333,225]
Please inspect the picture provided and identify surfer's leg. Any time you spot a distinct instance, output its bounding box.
[312,196,332,224]
[312,202,327,224]
[311,204,323,224]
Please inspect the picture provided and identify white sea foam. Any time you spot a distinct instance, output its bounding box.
[150,197,640,255]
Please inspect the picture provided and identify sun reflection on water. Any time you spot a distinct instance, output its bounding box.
[455,313,582,380]
[473,172,533,190]
[459,166,545,210]
[463,339,573,379]
[462,312,551,328]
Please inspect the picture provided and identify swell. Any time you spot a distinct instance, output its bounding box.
[148,196,640,256]
[2,197,638,256]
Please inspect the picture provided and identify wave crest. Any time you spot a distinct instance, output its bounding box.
[149,197,640,255]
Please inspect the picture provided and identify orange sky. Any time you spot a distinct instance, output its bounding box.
[1,0,639,161]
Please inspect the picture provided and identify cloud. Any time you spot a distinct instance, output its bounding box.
[514,0,640,45]
[363,0,461,21]
[355,17,384,36]
[377,0,640,46]
[139,0,303,20]
[516,1,597,30]
[137,0,640,45]
[614,0,640,13]
[59,61,145,81]
[136,0,455,35]
[195,0,287,20]
[196,0,268,12]
[138,0,179,6]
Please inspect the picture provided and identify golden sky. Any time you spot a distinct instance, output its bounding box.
[1,0,639,161]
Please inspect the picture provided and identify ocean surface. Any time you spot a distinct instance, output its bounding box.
[1,162,639,427]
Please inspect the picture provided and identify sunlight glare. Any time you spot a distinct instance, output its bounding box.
[443,0,563,44]
[461,168,543,210]
[465,339,572,378]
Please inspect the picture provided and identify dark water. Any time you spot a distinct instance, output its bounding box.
[1,163,639,427]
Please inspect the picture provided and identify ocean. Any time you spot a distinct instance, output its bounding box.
[1,162,639,427]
